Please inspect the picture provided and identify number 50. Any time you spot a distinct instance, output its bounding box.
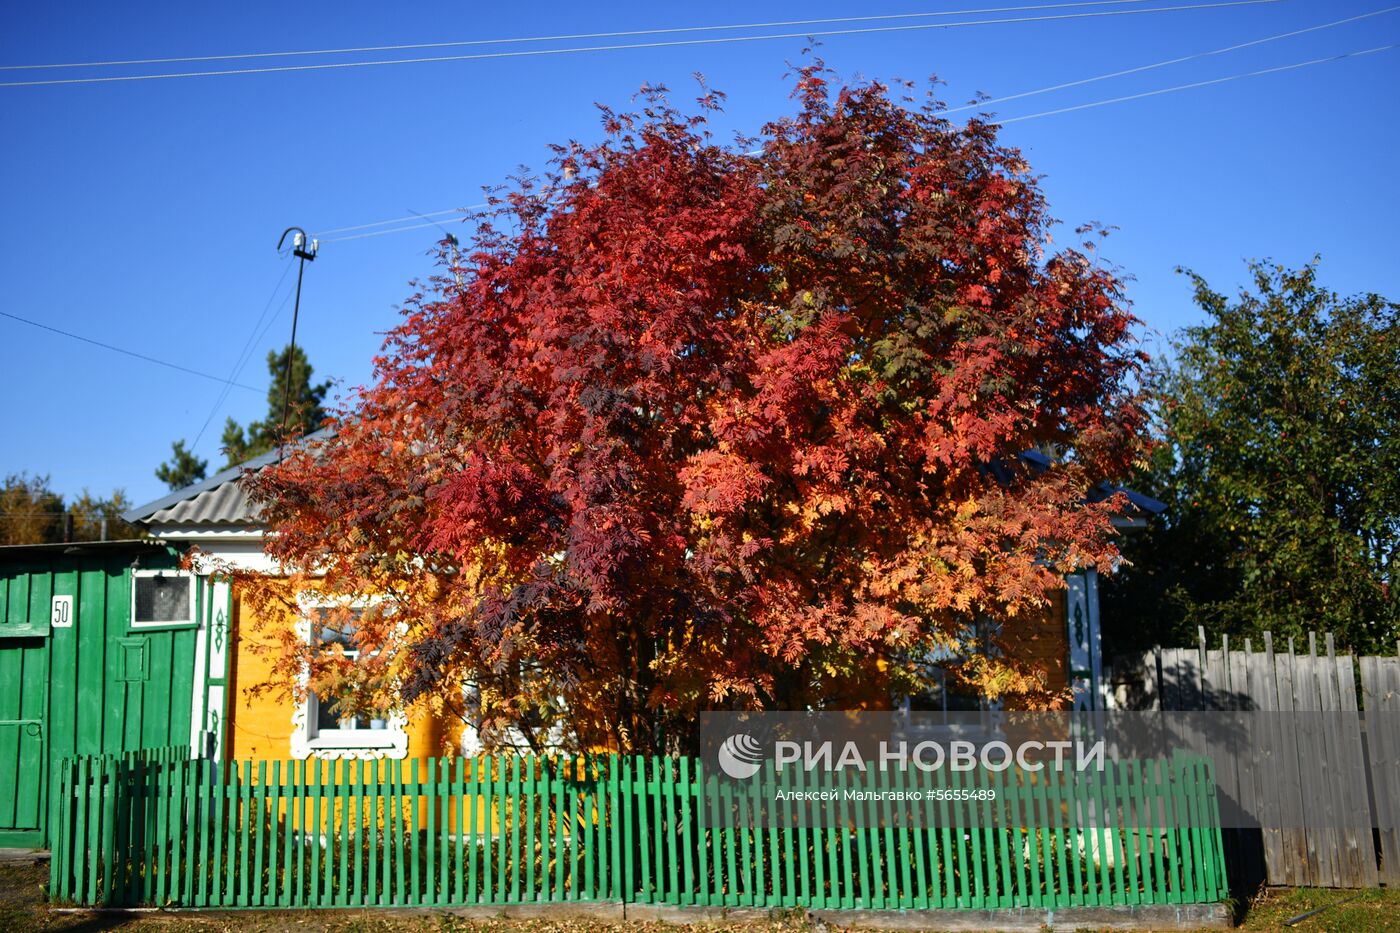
[51,595,73,628]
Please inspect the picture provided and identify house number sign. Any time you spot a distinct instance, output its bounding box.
[51,595,74,628]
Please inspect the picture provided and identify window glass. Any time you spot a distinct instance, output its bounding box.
[314,693,370,731]
[134,574,191,623]
[311,607,372,732]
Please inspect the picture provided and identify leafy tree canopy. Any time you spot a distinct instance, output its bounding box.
[0,473,140,545]
[1104,260,1400,654]
[155,344,329,491]
[243,68,1149,753]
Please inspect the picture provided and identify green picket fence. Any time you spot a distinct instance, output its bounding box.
[49,750,1227,910]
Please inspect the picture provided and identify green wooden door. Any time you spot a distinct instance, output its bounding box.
[0,719,44,837]
[0,559,53,847]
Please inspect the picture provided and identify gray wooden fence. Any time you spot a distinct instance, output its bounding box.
[1107,630,1400,889]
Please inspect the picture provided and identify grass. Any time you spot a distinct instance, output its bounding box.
[1233,886,1400,932]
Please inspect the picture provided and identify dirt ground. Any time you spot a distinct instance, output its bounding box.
[6,855,1400,933]
[3,857,798,933]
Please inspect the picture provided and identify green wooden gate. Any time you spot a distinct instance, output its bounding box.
[51,750,1228,910]
[0,719,44,839]
[0,542,204,848]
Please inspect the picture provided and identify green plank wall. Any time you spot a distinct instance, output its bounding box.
[0,547,200,847]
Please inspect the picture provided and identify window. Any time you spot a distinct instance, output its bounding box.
[130,570,196,629]
[308,609,377,735]
[292,600,407,759]
[903,666,988,715]
[895,617,1004,739]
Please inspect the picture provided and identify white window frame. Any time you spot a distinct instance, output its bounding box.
[290,596,408,760]
[129,569,198,630]
[894,617,1005,740]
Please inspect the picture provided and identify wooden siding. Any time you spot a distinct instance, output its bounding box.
[1113,632,1400,890]
[0,547,198,846]
[1001,591,1071,704]
[223,589,452,764]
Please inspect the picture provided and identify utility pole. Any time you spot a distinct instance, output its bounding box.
[406,209,463,290]
[275,226,317,456]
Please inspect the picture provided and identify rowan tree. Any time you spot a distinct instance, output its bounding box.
[242,67,1148,754]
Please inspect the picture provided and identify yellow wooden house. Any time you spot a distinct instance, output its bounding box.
[123,440,466,768]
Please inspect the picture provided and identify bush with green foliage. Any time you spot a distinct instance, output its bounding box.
[1105,260,1399,653]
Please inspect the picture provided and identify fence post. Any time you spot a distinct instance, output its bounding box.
[49,757,70,902]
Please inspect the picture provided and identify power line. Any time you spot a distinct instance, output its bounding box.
[938,3,1400,115]
[320,4,1399,246]
[0,0,1281,89]
[0,0,1217,71]
[999,42,1399,122]
[194,277,298,437]
[276,3,1394,252]
[312,202,490,237]
[0,511,126,518]
[0,309,262,390]
[319,216,486,243]
[190,262,297,451]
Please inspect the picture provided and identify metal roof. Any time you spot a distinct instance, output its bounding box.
[0,539,169,561]
[123,428,334,526]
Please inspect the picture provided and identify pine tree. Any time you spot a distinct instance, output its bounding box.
[220,345,330,467]
[154,440,207,491]
[154,344,330,488]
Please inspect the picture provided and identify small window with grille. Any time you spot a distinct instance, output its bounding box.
[130,570,196,629]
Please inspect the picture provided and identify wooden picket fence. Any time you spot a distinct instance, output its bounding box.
[1109,630,1400,888]
[49,750,1228,910]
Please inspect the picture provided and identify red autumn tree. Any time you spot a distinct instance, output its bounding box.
[244,66,1147,754]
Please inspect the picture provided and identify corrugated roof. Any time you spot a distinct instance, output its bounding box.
[123,428,334,526]
[142,478,261,525]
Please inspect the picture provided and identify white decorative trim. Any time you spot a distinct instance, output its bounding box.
[208,580,230,680]
[288,595,409,760]
[205,685,226,760]
[289,702,409,760]
[188,579,210,756]
[1085,568,1106,711]
[148,524,264,540]
[1066,572,1101,712]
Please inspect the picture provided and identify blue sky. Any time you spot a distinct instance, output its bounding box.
[3,0,1398,507]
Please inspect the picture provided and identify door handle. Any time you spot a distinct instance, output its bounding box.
[0,720,43,737]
